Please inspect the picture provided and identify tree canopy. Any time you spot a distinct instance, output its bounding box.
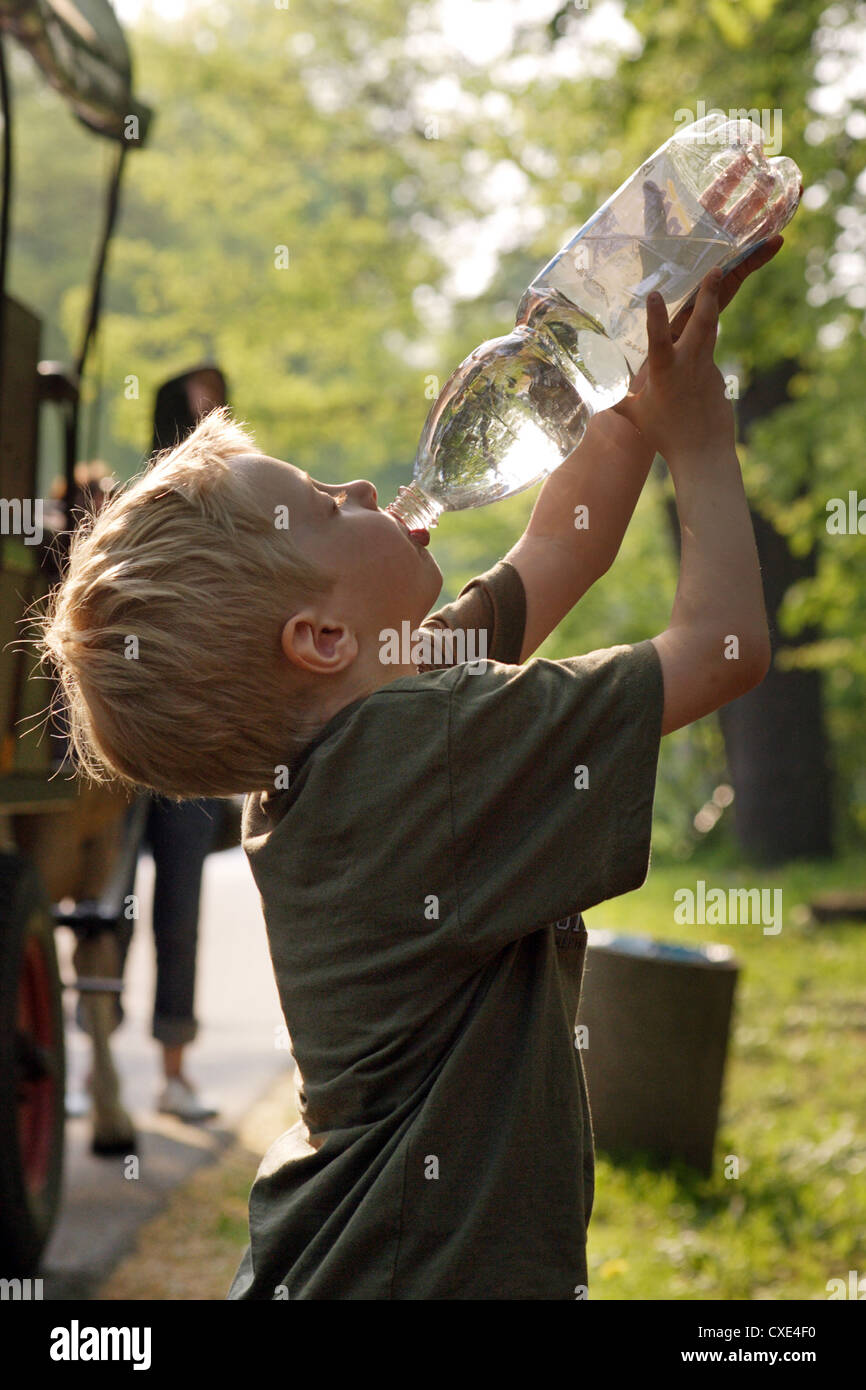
[7,0,864,854]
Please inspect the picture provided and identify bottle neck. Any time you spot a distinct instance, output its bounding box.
[387,482,443,531]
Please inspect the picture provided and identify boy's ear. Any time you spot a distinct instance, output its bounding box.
[281,610,358,675]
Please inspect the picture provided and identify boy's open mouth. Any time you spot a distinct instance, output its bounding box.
[386,508,430,548]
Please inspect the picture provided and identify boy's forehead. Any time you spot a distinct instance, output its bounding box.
[231,452,301,487]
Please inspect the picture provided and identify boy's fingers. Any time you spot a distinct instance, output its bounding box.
[716,235,783,312]
[677,268,723,352]
[646,291,675,370]
[669,235,784,335]
[610,390,638,426]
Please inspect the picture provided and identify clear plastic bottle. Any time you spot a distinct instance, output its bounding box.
[388,114,802,533]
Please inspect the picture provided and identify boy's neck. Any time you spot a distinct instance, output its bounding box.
[310,655,422,732]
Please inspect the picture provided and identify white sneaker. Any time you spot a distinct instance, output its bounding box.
[65,1087,90,1118]
[157,1077,219,1122]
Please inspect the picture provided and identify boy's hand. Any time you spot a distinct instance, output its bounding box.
[611,267,734,463]
[622,234,784,401]
[675,233,783,327]
[622,230,783,389]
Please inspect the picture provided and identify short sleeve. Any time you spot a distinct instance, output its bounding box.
[446,639,664,960]
[420,560,526,669]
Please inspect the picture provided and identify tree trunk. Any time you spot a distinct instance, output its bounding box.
[664,358,834,864]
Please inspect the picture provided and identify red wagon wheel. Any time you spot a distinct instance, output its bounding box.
[0,852,66,1275]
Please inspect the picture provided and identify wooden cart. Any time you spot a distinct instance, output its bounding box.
[0,0,151,1274]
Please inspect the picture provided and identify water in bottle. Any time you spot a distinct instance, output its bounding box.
[388,113,802,535]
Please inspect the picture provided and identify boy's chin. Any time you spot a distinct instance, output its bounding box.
[424,557,443,603]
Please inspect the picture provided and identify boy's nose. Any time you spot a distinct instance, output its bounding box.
[347,479,377,508]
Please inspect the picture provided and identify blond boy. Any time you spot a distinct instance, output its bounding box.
[41,255,776,1299]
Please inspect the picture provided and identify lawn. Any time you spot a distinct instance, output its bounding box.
[582,852,866,1300]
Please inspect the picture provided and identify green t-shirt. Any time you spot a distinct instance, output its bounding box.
[228,560,664,1300]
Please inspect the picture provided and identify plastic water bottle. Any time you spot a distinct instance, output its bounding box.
[388,113,802,535]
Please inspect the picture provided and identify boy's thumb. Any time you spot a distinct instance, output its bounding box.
[611,392,637,426]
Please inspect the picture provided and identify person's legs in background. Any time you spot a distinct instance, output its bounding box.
[145,795,222,1120]
[139,364,230,1121]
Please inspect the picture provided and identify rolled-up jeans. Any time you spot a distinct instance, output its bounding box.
[142,795,222,1046]
[80,795,222,1045]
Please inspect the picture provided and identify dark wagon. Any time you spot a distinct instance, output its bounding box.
[0,0,151,1274]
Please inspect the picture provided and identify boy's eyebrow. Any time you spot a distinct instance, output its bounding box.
[303,471,331,501]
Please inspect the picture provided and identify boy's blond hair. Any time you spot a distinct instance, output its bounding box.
[38,407,332,799]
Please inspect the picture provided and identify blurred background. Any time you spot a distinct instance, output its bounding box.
[9,0,866,862]
[2,0,864,1300]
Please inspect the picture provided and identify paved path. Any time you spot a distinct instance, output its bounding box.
[42,845,291,1299]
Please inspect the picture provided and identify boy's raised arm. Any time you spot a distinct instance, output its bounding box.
[613,269,771,735]
[504,238,783,664]
[504,410,655,663]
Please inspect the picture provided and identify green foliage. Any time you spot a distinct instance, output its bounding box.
[6,0,863,849]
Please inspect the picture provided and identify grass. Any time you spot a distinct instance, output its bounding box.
[99,852,866,1301]
[582,851,866,1299]
[98,1081,299,1300]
